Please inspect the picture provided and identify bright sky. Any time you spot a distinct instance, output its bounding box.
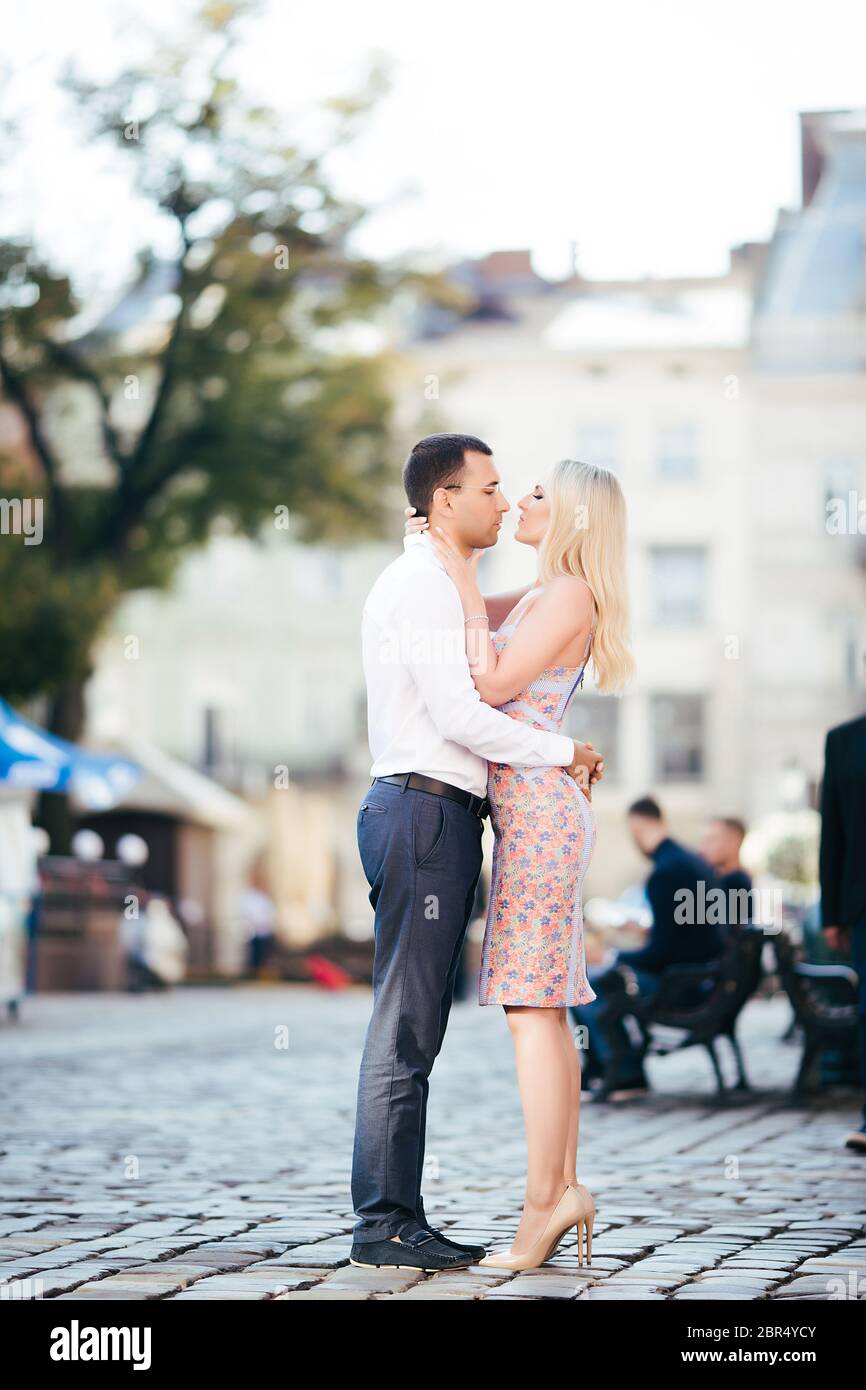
[5,0,866,294]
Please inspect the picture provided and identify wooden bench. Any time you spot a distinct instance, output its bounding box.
[598,925,766,1095]
[772,930,859,1097]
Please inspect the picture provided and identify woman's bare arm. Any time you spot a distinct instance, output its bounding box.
[424,528,603,786]
[425,526,593,705]
[466,577,594,706]
[483,586,533,628]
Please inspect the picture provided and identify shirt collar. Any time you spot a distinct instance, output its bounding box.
[650,836,675,861]
[403,530,446,570]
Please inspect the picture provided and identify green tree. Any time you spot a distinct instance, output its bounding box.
[0,4,412,845]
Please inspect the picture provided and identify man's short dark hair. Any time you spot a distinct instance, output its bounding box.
[402,433,492,517]
[628,795,663,819]
[715,815,747,840]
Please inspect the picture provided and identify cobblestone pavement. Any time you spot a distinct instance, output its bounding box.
[1,985,864,1301]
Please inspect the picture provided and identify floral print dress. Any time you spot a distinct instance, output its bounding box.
[478,589,598,1008]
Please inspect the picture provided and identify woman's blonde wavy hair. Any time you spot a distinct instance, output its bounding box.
[537,458,635,693]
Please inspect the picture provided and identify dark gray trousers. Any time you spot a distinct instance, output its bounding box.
[350,776,483,1242]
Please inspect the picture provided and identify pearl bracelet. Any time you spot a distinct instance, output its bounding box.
[464,613,490,625]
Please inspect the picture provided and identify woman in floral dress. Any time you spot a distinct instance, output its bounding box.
[411,458,634,1266]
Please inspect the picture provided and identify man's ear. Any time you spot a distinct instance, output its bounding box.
[430,485,453,516]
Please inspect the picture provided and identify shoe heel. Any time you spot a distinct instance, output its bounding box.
[575,1219,584,1266]
[586,1211,593,1264]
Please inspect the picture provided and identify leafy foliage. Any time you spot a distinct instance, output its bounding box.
[0,1,403,707]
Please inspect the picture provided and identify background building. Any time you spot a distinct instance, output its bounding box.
[82,108,866,933]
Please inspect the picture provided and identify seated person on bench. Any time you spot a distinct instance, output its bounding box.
[571,796,725,1098]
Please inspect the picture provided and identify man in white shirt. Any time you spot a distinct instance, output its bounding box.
[350,433,604,1271]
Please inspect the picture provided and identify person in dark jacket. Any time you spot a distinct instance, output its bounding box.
[571,796,724,1100]
[819,712,866,1151]
[699,816,753,930]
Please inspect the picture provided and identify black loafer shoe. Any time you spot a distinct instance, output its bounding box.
[422,1225,486,1260]
[349,1227,476,1271]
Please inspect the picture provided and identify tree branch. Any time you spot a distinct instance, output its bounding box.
[103,268,194,552]
[39,338,125,471]
[0,346,67,548]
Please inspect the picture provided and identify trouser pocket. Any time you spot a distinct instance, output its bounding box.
[411,795,447,869]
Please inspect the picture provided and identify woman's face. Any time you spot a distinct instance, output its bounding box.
[514,477,551,547]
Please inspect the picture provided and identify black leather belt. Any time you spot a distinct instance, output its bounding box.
[374,772,490,819]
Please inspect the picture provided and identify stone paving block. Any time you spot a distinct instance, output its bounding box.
[52,1288,158,1301]
[5,1264,131,1296]
[499,1277,590,1299]
[605,1273,684,1287]
[249,1264,332,1280]
[773,1274,856,1296]
[579,1286,668,1299]
[324,1276,424,1295]
[674,1287,768,1299]
[271,1288,373,1300]
[168,1289,275,1300]
[3,988,864,1303]
[52,1280,182,1299]
[795,1256,866,1272]
[267,1243,350,1267]
[374,1287,484,1299]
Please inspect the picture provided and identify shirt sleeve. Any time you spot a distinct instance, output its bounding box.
[397,566,575,768]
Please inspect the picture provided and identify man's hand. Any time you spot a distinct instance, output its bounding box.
[567,740,604,792]
[823,925,850,955]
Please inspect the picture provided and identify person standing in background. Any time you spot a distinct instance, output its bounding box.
[819,711,866,1152]
[237,863,277,976]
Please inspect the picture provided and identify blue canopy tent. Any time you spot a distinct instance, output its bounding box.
[0,699,143,1008]
[0,698,141,811]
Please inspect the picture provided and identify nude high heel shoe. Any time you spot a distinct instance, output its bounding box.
[478,1184,589,1271]
[567,1180,595,1266]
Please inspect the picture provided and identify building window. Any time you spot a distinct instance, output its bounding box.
[651,694,705,782]
[564,693,620,783]
[650,545,706,625]
[656,422,699,480]
[575,424,618,472]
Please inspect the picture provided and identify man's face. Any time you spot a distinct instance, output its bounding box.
[699,821,724,866]
[628,814,658,857]
[515,476,552,547]
[699,820,740,867]
[435,450,510,549]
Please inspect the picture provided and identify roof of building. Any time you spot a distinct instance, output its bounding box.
[543,284,752,351]
[82,734,254,830]
[752,108,866,369]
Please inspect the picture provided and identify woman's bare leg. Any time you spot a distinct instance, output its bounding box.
[503,1004,571,1254]
[559,1010,582,1185]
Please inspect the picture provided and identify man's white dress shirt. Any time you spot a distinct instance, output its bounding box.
[360,531,574,798]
